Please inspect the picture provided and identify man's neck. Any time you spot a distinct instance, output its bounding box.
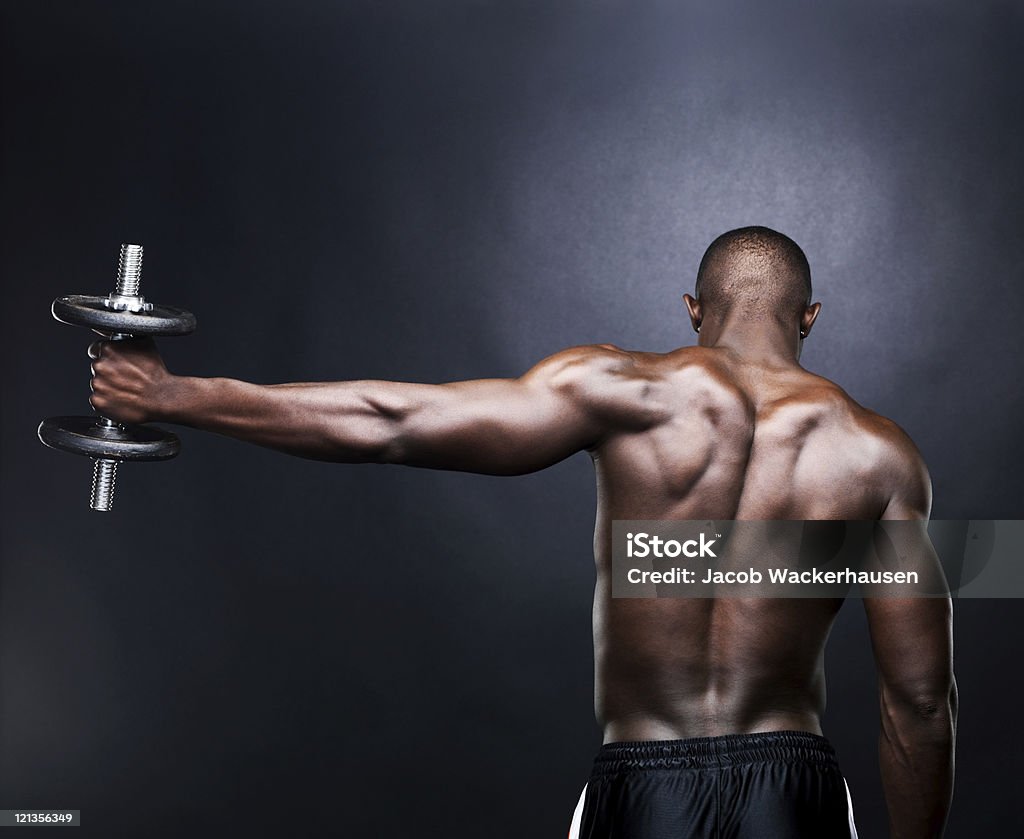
[696,316,803,367]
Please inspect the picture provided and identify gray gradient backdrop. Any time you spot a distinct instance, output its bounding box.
[2,1,1023,836]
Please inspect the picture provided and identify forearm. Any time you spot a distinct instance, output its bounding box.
[155,375,407,463]
[878,683,957,838]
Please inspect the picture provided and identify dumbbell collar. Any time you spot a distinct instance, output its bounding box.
[104,292,153,313]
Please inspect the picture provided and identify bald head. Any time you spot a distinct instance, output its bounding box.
[695,226,812,324]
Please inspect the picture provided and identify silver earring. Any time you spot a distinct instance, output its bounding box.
[696,326,701,333]
[799,330,806,338]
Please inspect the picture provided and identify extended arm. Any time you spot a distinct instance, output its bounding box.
[863,440,957,839]
[88,339,666,474]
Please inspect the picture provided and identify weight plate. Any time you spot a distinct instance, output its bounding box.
[38,416,181,461]
[52,295,196,336]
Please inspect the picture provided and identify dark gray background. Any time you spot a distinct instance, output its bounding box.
[2,1,1022,836]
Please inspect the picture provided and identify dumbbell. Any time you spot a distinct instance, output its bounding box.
[38,244,197,511]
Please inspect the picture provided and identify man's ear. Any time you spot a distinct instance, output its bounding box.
[800,302,822,338]
[683,294,702,334]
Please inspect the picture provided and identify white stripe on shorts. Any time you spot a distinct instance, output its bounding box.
[844,777,859,838]
[567,783,586,839]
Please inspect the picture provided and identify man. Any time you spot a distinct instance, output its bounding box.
[88,226,956,838]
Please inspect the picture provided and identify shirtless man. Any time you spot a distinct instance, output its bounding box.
[88,226,956,838]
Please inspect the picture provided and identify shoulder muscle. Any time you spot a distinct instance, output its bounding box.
[523,344,671,439]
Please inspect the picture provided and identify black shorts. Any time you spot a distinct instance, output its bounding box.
[568,731,858,839]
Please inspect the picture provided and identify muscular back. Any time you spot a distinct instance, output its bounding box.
[587,345,920,742]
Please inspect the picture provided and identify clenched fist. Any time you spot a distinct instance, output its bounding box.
[88,337,176,424]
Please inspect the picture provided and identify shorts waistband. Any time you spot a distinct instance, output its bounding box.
[592,730,838,776]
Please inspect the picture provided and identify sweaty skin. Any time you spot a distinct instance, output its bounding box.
[89,297,956,839]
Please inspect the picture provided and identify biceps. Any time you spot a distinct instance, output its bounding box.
[392,379,596,474]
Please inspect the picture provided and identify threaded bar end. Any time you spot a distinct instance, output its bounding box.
[90,459,118,511]
[115,244,144,297]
